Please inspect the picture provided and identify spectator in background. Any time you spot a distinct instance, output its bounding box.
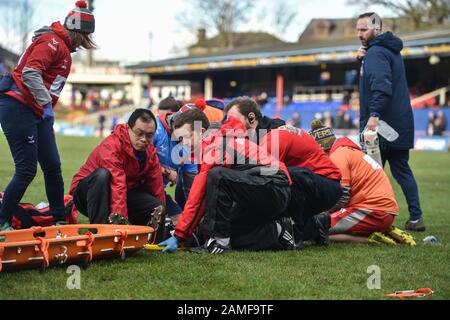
[147,97,154,110]
[343,91,352,105]
[350,91,360,111]
[287,112,301,128]
[427,111,436,136]
[434,111,447,136]
[283,95,291,106]
[343,113,355,129]
[158,96,182,114]
[98,112,106,137]
[110,115,118,131]
[324,111,334,128]
[335,110,345,129]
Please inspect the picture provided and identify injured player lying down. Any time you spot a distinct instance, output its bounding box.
[310,120,403,244]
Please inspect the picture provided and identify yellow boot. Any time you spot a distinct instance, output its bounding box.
[384,226,416,246]
[368,232,397,245]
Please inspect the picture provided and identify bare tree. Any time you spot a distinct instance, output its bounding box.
[0,0,35,53]
[178,0,254,49]
[347,0,450,28]
[18,0,34,52]
[272,2,298,36]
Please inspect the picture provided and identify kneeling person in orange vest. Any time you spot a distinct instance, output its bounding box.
[310,120,400,244]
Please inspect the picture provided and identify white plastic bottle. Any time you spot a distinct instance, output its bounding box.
[377,120,399,142]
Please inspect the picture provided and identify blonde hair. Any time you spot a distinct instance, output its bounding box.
[67,30,97,50]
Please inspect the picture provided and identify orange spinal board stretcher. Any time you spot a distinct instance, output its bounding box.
[0,224,154,272]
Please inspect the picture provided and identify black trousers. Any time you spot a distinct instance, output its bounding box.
[286,167,342,240]
[73,168,163,225]
[201,167,291,250]
[381,148,422,220]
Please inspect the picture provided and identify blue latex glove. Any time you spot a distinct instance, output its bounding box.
[43,103,54,120]
[158,235,179,253]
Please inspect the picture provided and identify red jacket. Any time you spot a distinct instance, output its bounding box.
[70,124,165,218]
[174,117,292,240]
[5,22,74,116]
[261,125,342,180]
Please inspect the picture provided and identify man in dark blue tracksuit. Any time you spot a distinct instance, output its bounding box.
[357,12,425,231]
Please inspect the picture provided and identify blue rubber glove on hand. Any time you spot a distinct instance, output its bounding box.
[43,103,54,120]
[158,235,179,253]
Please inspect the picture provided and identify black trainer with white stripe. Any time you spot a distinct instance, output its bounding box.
[278,218,296,250]
[189,238,230,254]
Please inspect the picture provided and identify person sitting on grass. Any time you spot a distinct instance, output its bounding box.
[309,120,415,245]
[152,102,210,225]
[69,109,166,241]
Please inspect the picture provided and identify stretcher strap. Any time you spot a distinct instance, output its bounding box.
[36,237,49,267]
[116,230,128,254]
[0,246,4,272]
[85,232,95,262]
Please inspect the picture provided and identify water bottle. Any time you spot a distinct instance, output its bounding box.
[363,129,383,166]
[423,236,437,244]
[377,120,399,142]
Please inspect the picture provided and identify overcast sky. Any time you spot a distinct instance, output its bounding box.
[1,0,394,63]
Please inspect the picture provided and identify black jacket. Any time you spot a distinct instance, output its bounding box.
[359,32,414,149]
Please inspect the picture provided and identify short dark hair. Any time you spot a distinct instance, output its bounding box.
[225,96,262,120]
[128,108,157,129]
[358,12,383,30]
[159,96,182,112]
[173,108,210,131]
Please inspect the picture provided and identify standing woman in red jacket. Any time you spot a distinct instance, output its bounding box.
[0,1,96,230]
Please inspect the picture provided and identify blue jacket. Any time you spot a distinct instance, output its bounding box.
[153,115,198,187]
[359,32,414,149]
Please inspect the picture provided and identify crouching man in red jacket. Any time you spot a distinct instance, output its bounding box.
[70,109,165,232]
[225,97,342,248]
[159,108,294,254]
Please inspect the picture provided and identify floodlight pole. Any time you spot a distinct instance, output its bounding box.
[86,0,94,67]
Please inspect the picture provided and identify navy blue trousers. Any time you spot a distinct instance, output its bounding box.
[381,148,423,220]
[0,96,65,224]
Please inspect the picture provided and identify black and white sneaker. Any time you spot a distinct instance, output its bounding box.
[189,238,230,254]
[278,218,295,250]
[405,218,426,232]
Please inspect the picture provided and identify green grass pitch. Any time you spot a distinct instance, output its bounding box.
[0,134,449,299]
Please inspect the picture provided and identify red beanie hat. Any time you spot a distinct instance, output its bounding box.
[64,1,95,34]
